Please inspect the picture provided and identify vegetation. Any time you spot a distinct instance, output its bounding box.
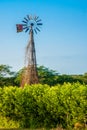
[0,64,16,87]
[0,64,87,87]
[0,64,87,129]
[0,115,20,128]
[0,83,87,129]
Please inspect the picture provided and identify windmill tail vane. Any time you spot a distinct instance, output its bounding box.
[16,24,23,32]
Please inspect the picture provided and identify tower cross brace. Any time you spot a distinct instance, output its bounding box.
[16,15,42,87]
[21,28,39,87]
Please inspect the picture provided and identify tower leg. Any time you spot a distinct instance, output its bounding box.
[21,65,39,87]
[21,29,39,87]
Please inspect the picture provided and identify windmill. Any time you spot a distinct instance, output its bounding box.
[16,15,42,87]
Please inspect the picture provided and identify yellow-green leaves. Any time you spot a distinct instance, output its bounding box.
[0,83,86,129]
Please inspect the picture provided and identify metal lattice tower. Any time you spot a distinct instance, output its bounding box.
[16,15,42,87]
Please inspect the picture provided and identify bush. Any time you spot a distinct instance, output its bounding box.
[0,83,87,129]
[0,114,20,128]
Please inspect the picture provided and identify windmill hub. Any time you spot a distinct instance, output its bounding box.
[31,23,34,26]
[27,20,35,28]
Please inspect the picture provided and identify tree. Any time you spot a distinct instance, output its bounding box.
[37,65,59,86]
[0,64,15,87]
[14,66,59,86]
[1,64,87,87]
[14,68,25,86]
[12,66,87,86]
[0,64,14,77]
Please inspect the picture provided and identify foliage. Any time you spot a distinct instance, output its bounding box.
[14,65,87,86]
[37,65,59,86]
[0,83,87,129]
[0,64,14,77]
[0,64,16,87]
[14,67,24,86]
[0,114,20,128]
[0,64,87,87]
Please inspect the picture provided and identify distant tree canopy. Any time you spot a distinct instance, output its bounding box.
[0,64,14,77]
[0,65,16,87]
[0,64,87,87]
[37,65,59,86]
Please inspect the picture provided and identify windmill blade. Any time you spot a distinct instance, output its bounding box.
[25,28,29,32]
[35,16,39,21]
[27,15,30,20]
[37,23,43,26]
[34,16,36,20]
[22,24,27,26]
[36,27,40,32]
[29,15,32,20]
[23,26,28,30]
[24,17,28,22]
[36,19,42,23]
[34,16,38,20]
[34,29,37,34]
[22,20,27,24]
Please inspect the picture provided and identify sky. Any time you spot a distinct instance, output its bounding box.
[0,0,87,74]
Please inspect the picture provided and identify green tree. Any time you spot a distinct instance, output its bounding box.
[14,68,24,86]
[37,65,59,85]
[1,64,87,87]
[14,66,59,86]
[0,64,15,87]
[0,64,14,77]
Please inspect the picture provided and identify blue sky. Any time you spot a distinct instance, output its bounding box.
[0,0,87,74]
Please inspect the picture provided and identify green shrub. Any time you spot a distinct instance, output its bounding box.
[0,114,20,128]
[0,83,87,129]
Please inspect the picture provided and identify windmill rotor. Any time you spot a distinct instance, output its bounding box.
[22,15,42,34]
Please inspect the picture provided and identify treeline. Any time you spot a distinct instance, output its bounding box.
[0,83,87,129]
[0,64,87,87]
